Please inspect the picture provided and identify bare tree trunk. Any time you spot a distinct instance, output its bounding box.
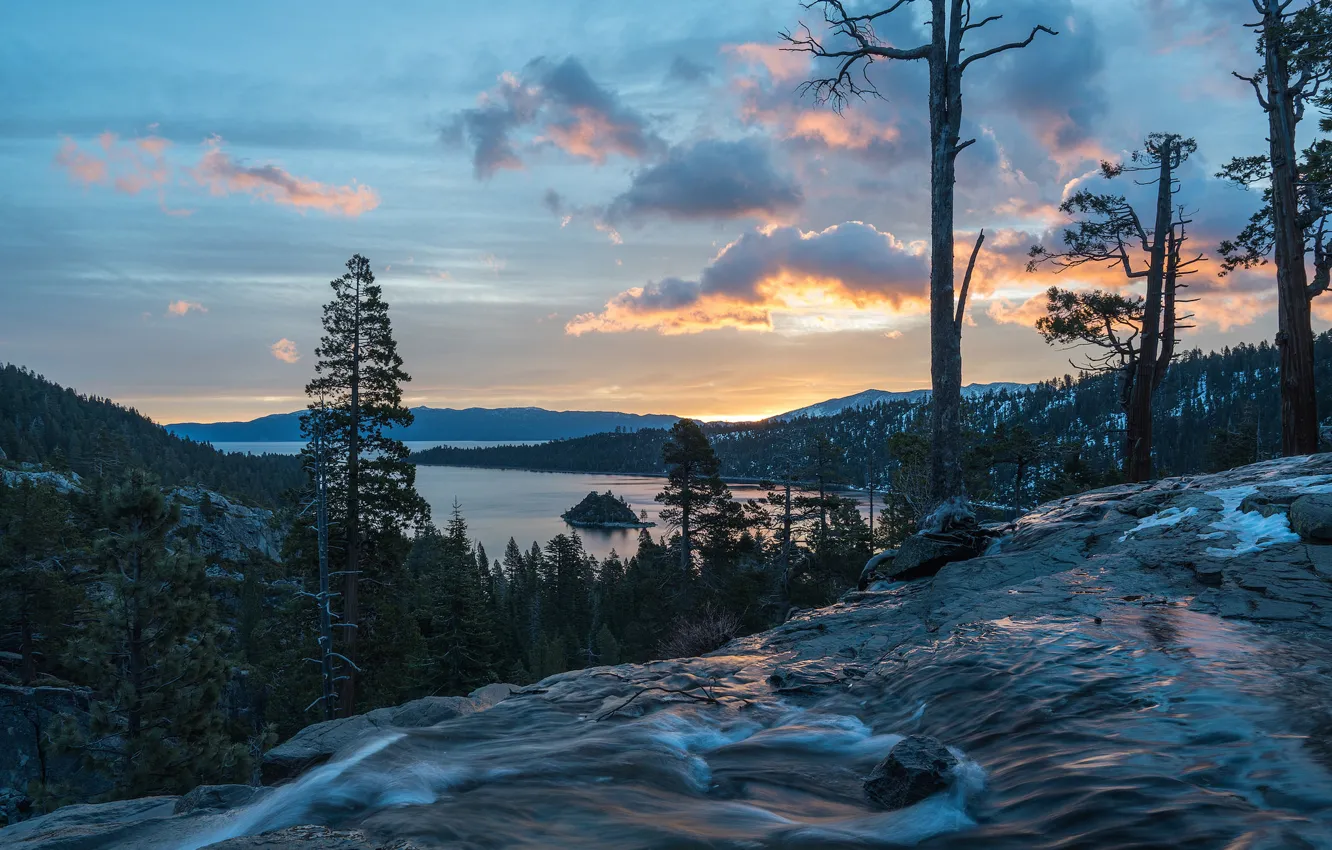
[1124,137,1174,482]
[1264,0,1320,455]
[928,0,964,503]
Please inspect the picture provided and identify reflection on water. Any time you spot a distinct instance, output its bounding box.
[166,608,1332,849]
[211,441,865,561]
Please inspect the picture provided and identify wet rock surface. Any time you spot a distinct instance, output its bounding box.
[863,735,958,810]
[9,456,1332,849]
[1291,494,1332,542]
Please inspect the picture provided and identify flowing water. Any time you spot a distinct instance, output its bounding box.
[165,607,1332,849]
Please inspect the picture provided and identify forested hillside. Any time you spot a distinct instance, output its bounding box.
[0,365,304,506]
[413,334,1332,492]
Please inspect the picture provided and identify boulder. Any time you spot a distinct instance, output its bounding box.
[1290,494,1332,542]
[885,533,981,582]
[863,735,958,811]
[172,784,267,815]
[857,549,898,590]
[262,696,478,783]
[467,683,517,709]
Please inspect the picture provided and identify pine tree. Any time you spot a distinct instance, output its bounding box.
[0,479,81,685]
[302,254,430,715]
[656,420,730,578]
[58,470,245,797]
[413,506,497,695]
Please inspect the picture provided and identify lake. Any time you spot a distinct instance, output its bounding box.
[212,441,867,562]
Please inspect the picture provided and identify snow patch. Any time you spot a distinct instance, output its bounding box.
[1119,507,1198,542]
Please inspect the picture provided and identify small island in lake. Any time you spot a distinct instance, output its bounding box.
[562,490,656,529]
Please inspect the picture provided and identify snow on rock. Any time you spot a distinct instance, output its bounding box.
[1119,506,1198,542]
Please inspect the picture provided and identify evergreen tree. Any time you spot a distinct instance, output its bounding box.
[302,254,430,715]
[0,479,81,684]
[413,506,497,695]
[656,420,730,579]
[58,471,245,797]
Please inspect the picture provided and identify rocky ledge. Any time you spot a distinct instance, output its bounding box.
[7,456,1332,848]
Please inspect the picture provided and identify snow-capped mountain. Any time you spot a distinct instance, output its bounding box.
[773,382,1036,420]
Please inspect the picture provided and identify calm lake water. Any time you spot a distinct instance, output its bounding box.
[212,441,818,561]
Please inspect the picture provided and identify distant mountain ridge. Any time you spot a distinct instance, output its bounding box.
[774,382,1036,420]
[167,406,682,443]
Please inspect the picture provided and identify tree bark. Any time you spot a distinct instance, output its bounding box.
[1124,137,1174,482]
[928,0,964,503]
[1264,0,1320,455]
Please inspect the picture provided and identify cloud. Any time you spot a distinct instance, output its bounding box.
[54,131,171,195]
[192,137,379,216]
[606,138,803,224]
[166,300,206,316]
[447,57,664,179]
[667,56,712,84]
[724,43,810,84]
[270,338,301,363]
[567,221,928,335]
[53,132,378,217]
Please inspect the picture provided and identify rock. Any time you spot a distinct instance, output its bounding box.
[885,533,981,581]
[863,735,958,811]
[467,683,518,709]
[1239,493,1287,518]
[170,486,286,563]
[172,784,267,815]
[857,549,898,590]
[262,696,479,783]
[1,796,177,847]
[0,686,107,824]
[1290,494,1332,542]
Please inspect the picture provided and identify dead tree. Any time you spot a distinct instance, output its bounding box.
[782,0,1054,504]
[1029,134,1203,481]
[1223,0,1332,455]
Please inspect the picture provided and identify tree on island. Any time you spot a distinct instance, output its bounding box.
[562,491,654,527]
[783,0,1055,504]
[301,254,430,716]
[1029,134,1203,482]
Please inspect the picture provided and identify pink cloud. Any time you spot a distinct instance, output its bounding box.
[192,138,379,216]
[166,300,206,316]
[53,131,380,218]
[270,338,301,363]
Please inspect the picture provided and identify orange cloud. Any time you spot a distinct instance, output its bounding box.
[192,137,379,216]
[166,300,206,316]
[567,222,930,336]
[270,339,301,363]
[734,77,901,152]
[724,43,810,83]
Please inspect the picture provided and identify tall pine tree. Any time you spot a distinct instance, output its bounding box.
[302,254,430,715]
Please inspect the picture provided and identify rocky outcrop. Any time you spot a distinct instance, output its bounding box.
[173,785,270,816]
[170,487,285,564]
[0,468,82,495]
[1291,494,1332,542]
[0,686,106,826]
[885,532,982,581]
[262,685,517,783]
[863,735,958,810]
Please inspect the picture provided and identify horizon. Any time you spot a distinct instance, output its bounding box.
[5,0,1329,425]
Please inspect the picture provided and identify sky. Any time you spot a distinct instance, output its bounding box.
[3,0,1327,424]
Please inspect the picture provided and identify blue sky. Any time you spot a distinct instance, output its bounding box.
[1,0,1321,422]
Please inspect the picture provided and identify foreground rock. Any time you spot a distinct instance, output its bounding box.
[262,685,516,782]
[1292,494,1332,542]
[204,825,419,849]
[864,735,958,810]
[9,456,1332,848]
